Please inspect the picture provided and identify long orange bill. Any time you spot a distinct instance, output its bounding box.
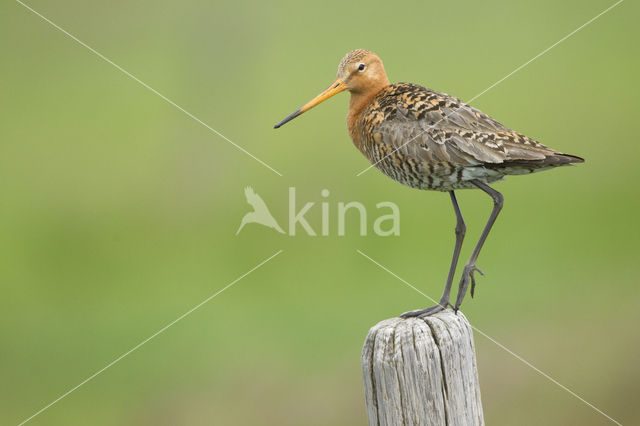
[274,78,347,128]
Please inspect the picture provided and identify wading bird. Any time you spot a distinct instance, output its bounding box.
[274,49,583,317]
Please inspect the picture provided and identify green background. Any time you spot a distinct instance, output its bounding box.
[2,0,638,424]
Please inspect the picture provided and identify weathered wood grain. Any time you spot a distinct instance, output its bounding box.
[362,310,483,426]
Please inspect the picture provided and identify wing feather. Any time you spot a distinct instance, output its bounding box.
[370,83,568,168]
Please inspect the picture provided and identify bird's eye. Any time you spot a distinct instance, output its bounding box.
[358,63,366,71]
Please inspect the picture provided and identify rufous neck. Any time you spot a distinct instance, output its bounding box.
[347,82,389,149]
[348,82,389,121]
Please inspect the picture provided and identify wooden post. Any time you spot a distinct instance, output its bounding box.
[361,310,484,426]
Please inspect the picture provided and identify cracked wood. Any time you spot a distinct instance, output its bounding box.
[362,310,483,426]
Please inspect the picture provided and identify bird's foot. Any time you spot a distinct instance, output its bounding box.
[400,301,452,319]
[454,264,484,312]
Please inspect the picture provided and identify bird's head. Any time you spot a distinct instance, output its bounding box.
[336,49,389,93]
[274,49,389,129]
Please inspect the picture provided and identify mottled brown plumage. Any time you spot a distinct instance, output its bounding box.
[274,49,583,316]
[354,81,583,191]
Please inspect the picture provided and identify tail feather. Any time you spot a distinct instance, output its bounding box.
[556,153,585,164]
[490,153,584,169]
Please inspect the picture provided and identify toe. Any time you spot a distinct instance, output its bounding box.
[418,305,444,318]
[402,304,446,318]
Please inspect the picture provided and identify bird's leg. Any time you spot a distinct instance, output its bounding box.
[454,180,503,312]
[401,191,466,318]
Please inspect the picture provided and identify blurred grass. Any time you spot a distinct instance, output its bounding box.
[1,0,639,424]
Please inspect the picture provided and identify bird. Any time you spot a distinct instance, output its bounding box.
[236,186,285,235]
[274,49,583,317]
